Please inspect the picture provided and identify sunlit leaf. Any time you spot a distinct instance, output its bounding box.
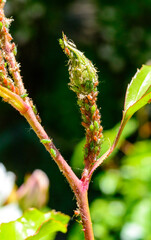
[0,208,70,240]
[123,65,151,122]
[110,65,151,153]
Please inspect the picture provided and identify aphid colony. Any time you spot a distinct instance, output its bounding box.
[0,53,20,94]
[0,9,42,123]
[0,10,20,95]
[60,33,103,165]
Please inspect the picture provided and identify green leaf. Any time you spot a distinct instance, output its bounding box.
[0,208,70,240]
[124,65,151,121]
[109,65,151,153]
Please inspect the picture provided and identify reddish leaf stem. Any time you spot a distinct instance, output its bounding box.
[88,116,127,180]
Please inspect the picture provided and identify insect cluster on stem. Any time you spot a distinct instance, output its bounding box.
[59,33,103,167]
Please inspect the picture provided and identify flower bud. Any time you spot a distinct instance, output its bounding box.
[17,170,49,210]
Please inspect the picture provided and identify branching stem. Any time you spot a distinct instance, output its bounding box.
[23,105,95,240]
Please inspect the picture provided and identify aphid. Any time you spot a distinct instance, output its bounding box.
[10,83,15,92]
[94,81,98,87]
[36,114,41,123]
[65,47,70,56]
[84,98,88,104]
[41,139,52,144]
[3,26,7,33]
[80,107,85,114]
[50,148,56,158]
[2,76,20,95]
[0,65,4,71]
[74,209,80,216]
[93,136,98,142]
[94,146,99,153]
[21,93,28,99]
[81,122,88,128]
[92,114,96,120]
[12,43,17,56]
[90,124,94,131]
[0,21,3,30]
[95,109,99,115]
[94,120,99,130]
[15,86,19,95]
[87,94,93,101]
[91,105,96,114]
[32,105,38,115]
[99,132,103,139]
[29,100,33,108]
[85,103,89,111]
[3,78,7,86]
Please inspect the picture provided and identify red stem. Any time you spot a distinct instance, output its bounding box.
[0,3,95,238]
[23,106,95,239]
[75,182,94,240]
[23,106,80,192]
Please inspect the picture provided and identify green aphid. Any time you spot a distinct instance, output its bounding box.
[94,146,99,153]
[90,141,94,151]
[85,81,90,91]
[4,62,7,68]
[91,105,96,114]
[41,139,52,144]
[5,22,9,29]
[13,46,17,56]
[85,103,89,111]
[0,22,3,31]
[0,72,4,78]
[85,81,93,92]
[21,93,28,99]
[50,148,56,158]
[94,120,99,130]
[90,124,94,131]
[59,38,64,49]
[32,105,37,115]
[82,114,88,123]
[77,99,83,107]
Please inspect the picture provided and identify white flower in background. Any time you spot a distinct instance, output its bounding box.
[0,165,49,224]
[0,203,22,224]
[0,163,15,206]
[0,163,22,223]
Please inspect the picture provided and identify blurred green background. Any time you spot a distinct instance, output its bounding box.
[0,0,151,239]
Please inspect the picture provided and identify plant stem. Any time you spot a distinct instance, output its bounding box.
[75,183,94,240]
[23,106,95,239]
[23,106,80,192]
